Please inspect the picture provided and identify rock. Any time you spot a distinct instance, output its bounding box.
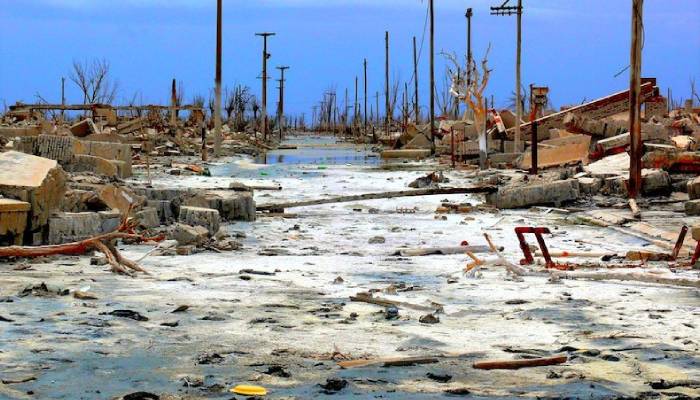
[104,309,149,321]
[176,245,195,255]
[0,151,67,244]
[688,177,700,200]
[368,236,386,244]
[73,290,98,300]
[426,372,452,383]
[686,200,700,216]
[486,179,579,209]
[692,225,700,241]
[385,306,399,320]
[178,206,220,236]
[172,223,209,246]
[318,378,348,394]
[419,314,440,324]
[264,365,291,378]
[48,211,121,245]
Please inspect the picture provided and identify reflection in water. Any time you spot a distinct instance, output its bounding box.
[208,135,378,179]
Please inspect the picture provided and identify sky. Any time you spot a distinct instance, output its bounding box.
[1,0,699,119]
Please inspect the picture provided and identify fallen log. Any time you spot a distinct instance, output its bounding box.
[391,245,492,256]
[350,292,443,313]
[257,186,497,211]
[473,355,568,370]
[0,209,158,275]
[339,356,439,369]
[550,270,700,288]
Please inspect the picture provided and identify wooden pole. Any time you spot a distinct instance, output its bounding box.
[364,58,368,134]
[413,36,419,123]
[628,0,643,198]
[385,31,390,139]
[214,0,223,156]
[170,78,177,127]
[514,0,523,152]
[276,66,289,140]
[60,77,65,122]
[429,0,436,153]
[256,32,275,142]
[354,75,359,128]
[466,8,473,119]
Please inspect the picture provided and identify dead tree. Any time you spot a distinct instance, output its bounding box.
[0,209,159,276]
[444,44,492,168]
[69,58,119,104]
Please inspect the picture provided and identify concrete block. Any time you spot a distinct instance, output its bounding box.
[486,179,580,209]
[686,200,700,216]
[178,206,220,235]
[134,208,160,229]
[0,151,67,244]
[688,177,700,200]
[48,211,120,245]
[172,223,209,246]
[578,177,603,195]
[641,170,671,195]
[0,199,30,245]
[147,200,175,224]
[67,154,119,177]
[99,185,145,215]
[70,118,99,137]
[184,191,256,222]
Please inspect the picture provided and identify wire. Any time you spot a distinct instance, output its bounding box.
[407,0,430,87]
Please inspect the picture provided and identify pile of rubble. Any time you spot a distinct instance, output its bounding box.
[0,103,264,260]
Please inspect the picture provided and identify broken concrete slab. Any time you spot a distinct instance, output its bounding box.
[578,177,603,195]
[0,151,67,244]
[133,208,160,229]
[486,179,579,209]
[147,200,175,224]
[517,134,591,170]
[0,199,30,245]
[48,211,121,245]
[178,206,220,235]
[172,223,209,246]
[99,185,145,215]
[69,118,99,137]
[641,170,672,196]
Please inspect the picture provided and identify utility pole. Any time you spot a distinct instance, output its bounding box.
[628,0,644,199]
[354,76,359,127]
[363,59,368,134]
[413,36,419,123]
[344,87,349,132]
[491,0,523,151]
[276,65,289,140]
[60,77,65,122]
[385,31,390,139]
[375,92,380,126]
[466,8,473,114]
[255,32,275,142]
[170,78,177,127]
[429,0,435,152]
[214,0,223,156]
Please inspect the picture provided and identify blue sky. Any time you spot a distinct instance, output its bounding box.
[1,0,699,118]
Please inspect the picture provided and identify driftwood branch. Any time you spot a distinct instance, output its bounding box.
[0,207,159,275]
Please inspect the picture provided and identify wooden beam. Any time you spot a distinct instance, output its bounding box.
[256,186,496,211]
